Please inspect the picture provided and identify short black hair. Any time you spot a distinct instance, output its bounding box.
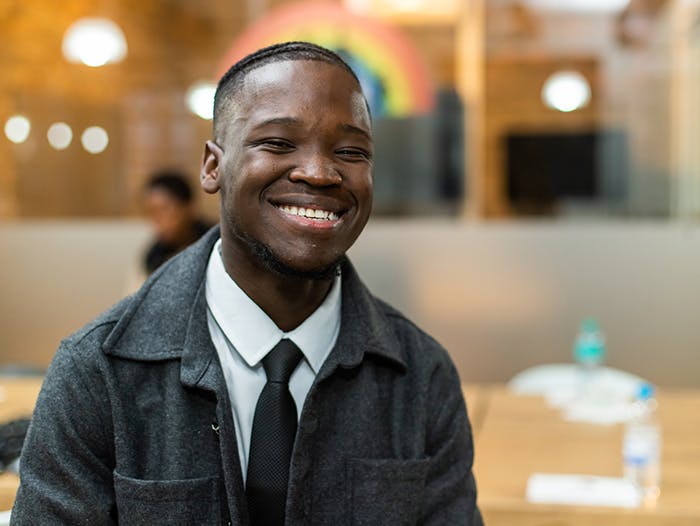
[213,41,362,139]
[145,171,193,204]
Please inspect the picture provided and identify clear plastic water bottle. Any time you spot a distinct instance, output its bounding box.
[573,318,606,398]
[623,383,661,506]
[573,318,606,369]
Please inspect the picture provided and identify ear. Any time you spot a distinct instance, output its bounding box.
[201,140,224,194]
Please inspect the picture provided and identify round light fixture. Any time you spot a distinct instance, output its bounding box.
[47,122,73,150]
[4,115,31,144]
[186,81,216,120]
[81,126,109,154]
[62,17,128,67]
[541,70,591,113]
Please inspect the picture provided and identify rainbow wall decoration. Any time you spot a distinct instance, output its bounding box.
[218,2,434,117]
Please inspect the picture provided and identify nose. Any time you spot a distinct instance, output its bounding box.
[289,153,342,187]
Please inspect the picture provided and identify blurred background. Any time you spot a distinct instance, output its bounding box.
[1,0,699,387]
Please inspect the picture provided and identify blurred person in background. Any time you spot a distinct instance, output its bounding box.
[143,170,212,274]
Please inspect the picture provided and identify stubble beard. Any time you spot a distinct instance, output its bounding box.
[241,233,342,281]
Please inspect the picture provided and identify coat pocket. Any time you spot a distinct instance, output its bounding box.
[113,471,221,525]
[347,458,430,526]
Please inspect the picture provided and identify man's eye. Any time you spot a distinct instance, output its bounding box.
[260,139,294,150]
[337,148,371,161]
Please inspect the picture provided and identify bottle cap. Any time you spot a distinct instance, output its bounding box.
[638,382,655,400]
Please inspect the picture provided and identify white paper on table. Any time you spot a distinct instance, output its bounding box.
[526,473,641,508]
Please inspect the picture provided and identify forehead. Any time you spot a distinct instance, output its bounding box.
[229,60,369,127]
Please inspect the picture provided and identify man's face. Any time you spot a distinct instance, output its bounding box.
[203,60,373,277]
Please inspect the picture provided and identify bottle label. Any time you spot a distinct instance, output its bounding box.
[623,427,659,467]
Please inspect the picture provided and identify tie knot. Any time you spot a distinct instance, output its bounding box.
[262,339,303,384]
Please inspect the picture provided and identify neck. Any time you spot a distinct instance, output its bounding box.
[219,238,335,332]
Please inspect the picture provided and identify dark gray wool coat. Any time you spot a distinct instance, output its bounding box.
[12,228,482,525]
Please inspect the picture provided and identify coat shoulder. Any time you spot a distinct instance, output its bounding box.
[371,295,454,371]
[59,295,132,360]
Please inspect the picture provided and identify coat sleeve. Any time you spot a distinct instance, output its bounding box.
[421,355,483,526]
[12,341,117,525]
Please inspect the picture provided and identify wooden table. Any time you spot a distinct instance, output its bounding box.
[475,387,700,526]
[462,384,493,439]
[0,377,43,510]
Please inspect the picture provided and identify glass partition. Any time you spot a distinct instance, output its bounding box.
[0,0,697,220]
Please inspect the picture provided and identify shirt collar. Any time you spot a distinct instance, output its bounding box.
[205,238,341,373]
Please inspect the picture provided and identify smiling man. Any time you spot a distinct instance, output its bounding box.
[13,42,481,525]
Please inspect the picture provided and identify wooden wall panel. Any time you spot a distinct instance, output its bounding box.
[0,0,246,218]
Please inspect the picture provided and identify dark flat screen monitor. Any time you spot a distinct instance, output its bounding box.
[506,130,629,214]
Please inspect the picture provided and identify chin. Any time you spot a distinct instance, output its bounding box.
[251,239,342,281]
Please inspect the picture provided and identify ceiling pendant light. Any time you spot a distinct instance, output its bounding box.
[62,17,128,67]
[81,126,110,154]
[4,115,31,144]
[541,71,591,113]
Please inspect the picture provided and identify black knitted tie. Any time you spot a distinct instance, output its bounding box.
[246,339,303,526]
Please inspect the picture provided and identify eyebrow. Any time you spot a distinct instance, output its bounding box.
[253,117,298,128]
[252,117,372,141]
[340,123,372,141]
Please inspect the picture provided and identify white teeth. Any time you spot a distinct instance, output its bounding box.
[278,205,339,221]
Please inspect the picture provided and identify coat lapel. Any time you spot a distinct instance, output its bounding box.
[316,258,407,383]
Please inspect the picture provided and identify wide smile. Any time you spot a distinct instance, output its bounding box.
[271,200,347,230]
[277,204,340,222]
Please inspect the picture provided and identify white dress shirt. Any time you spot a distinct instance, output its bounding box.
[205,238,341,482]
